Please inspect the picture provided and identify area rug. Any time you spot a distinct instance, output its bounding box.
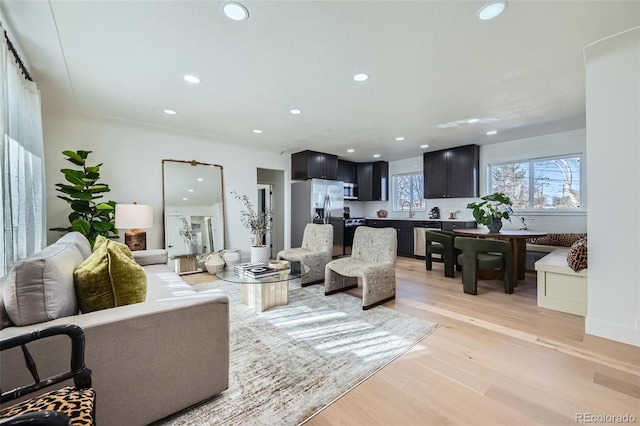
[154,281,438,426]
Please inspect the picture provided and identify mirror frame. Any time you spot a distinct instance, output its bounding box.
[162,159,226,253]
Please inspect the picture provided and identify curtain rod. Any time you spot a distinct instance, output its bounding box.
[0,22,33,82]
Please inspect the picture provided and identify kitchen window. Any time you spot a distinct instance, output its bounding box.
[489,154,582,210]
[392,172,426,212]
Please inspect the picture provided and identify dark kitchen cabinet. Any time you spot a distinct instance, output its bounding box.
[291,150,338,180]
[357,161,388,201]
[396,225,414,257]
[365,219,414,257]
[423,144,479,198]
[337,160,357,184]
[440,221,477,231]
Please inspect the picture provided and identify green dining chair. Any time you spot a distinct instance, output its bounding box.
[425,230,460,278]
[454,237,514,295]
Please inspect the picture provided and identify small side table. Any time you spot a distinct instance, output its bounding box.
[172,254,199,274]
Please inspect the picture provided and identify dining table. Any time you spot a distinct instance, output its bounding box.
[453,228,547,286]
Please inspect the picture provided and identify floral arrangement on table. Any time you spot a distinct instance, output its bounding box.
[232,191,273,246]
[179,216,198,245]
[466,192,525,232]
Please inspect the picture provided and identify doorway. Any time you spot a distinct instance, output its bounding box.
[258,184,273,257]
[257,168,285,258]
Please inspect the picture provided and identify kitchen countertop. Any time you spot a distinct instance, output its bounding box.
[366,217,475,222]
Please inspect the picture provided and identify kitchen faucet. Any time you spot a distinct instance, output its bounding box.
[402,200,415,218]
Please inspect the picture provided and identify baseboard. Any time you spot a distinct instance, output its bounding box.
[585,316,640,347]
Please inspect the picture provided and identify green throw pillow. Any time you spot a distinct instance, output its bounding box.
[74,239,147,313]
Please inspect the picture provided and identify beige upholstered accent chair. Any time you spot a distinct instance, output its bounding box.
[277,223,333,286]
[324,226,397,310]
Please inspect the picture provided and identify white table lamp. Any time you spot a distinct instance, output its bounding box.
[115,202,153,251]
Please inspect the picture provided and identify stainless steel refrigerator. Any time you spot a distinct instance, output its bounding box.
[291,179,344,257]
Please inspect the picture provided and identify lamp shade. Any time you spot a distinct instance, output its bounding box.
[115,204,153,229]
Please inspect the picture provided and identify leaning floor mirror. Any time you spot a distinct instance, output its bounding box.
[162,160,226,266]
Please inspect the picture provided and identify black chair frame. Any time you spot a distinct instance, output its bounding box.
[0,324,92,404]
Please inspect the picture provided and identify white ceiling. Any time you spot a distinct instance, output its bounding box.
[1,1,638,162]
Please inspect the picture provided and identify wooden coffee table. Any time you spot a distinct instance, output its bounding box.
[216,261,310,313]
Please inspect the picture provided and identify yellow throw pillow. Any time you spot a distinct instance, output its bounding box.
[74,239,147,313]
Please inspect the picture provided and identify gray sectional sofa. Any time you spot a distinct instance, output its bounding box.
[0,232,229,426]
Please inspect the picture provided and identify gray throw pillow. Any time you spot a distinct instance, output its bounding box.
[3,239,83,326]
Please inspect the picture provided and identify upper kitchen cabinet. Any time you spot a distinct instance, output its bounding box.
[337,160,357,184]
[357,161,389,201]
[291,150,338,180]
[423,144,479,198]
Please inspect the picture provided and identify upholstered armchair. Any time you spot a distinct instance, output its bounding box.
[324,226,397,310]
[277,223,333,286]
[425,230,460,278]
[455,237,514,295]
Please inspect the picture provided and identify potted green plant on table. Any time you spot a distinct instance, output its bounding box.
[50,150,118,246]
[466,192,515,233]
[232,191,273,263]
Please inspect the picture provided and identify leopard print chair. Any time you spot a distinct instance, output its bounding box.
[0,325,95,426]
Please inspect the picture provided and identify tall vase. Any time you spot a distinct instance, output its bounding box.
[250,246,271,264]
[487,218,503,233]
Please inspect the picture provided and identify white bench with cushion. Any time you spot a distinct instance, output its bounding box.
[534,248,587,316]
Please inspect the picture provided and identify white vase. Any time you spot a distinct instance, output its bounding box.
[250,246,271,264]
[185,243,198,254]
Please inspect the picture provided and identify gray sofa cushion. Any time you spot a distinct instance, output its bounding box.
[58,232,93,259]
[132,249,168,266]
[2,238,84,326]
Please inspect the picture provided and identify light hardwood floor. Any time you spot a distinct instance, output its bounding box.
[304,257,640,426]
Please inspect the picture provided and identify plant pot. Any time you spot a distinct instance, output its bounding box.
[185,243,198,254]
[251,246,271,264]
[487,218,503,233]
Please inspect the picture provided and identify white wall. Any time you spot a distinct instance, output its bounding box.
[584,28,640,347]
[42,110,290,261]
[350,129,587,233]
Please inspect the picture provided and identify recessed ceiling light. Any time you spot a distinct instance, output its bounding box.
[183,198,188,201]
[222,2,249,20]
[347,149,355,153]
[183,75,201,84]
[353,73,370,82]
[486,130,498,135]
[188,189,194,192]
[467,118,480,124]
[290,109,302,115]
[164,109,177,115]
[420,144,429,149]
[253,129,263,134]
[395,137,405,141]
[478,1,507,20]
[373,154,381,158]
[197,178,204,182]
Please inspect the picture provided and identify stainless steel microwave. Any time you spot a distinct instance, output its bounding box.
[343,183,357,200]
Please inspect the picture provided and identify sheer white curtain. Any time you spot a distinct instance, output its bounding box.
[0,25,45,277]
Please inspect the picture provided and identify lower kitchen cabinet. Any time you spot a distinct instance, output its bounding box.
[440,221,477,231]
[366,220,414,257]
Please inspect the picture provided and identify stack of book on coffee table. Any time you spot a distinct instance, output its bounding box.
[233,262,282,278]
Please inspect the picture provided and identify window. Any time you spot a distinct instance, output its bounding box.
[392,172,426,212]
[1,26,46,277]
[489,155,582,210]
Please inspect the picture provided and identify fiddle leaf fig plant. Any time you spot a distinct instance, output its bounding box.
[49,150,119,246]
